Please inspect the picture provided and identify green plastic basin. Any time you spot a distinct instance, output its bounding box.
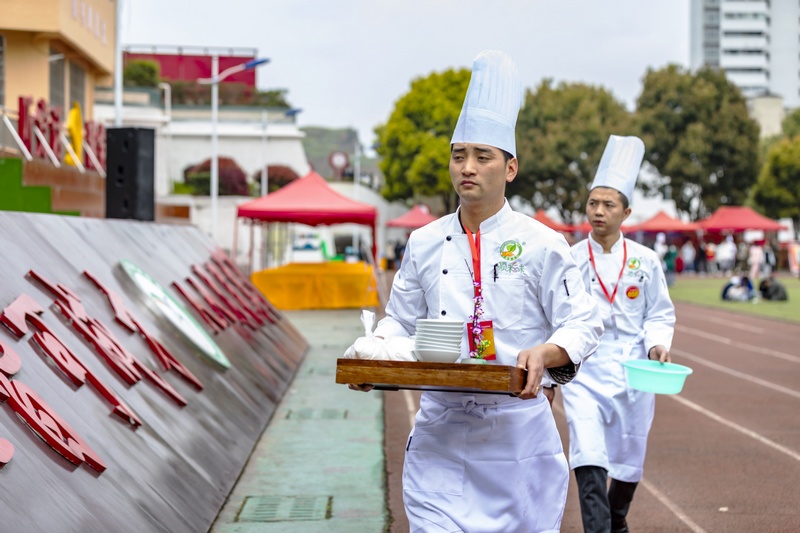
[622,360,693,395]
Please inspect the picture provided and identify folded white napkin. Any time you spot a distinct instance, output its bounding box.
[343,310,416,361]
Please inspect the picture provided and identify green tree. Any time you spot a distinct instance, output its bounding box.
[511,80,632,223]
[636,65,760,220]
[752,137,800,233]
[123,60,160,87]
[374,68,470,213]
[781,107,800,139]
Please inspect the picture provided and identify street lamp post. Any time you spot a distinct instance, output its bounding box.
[198,56,269,242]
[158,82,172,193]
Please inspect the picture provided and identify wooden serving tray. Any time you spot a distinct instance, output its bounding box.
[335,358,527,395]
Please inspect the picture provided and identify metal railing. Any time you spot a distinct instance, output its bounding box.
[1,104,105,177]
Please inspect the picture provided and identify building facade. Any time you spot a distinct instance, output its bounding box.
[0,0,115,118]
[691,0,800,107]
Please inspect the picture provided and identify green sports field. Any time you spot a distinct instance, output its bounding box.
[668,275,800,323]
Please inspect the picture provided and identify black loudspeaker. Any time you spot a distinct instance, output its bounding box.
[106,127,155,221]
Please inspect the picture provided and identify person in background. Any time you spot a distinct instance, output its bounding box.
[722,275,755,301]
[736,239,750,273]
[748,241,764,284]
[680,238,696,273]
[763,239,777,277]
[716,235,737,275]
[653,232,668,272]
[562,135,676,533]
[759,274,788,301]
[705,240,717,275]
[664,244,678,287]
[394,239,406,269]
[696,239,708,275]
[345,50,602,532]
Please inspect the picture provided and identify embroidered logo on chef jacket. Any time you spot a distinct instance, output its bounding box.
[625,285,640,299]
[499,240,522,261]
[495,261,525,275]
[627,257,641,270]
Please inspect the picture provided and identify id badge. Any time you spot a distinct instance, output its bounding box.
[468,319,497,361]
[611,314,619,340]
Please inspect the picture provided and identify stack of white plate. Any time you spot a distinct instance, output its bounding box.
[414,319,464,363]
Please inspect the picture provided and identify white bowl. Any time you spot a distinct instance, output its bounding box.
[417,319,464,326]
[416,331,463,342]
[416,320,464,331]
[417,320,464,327]
[414,348,462,363]
[415,340,462,351]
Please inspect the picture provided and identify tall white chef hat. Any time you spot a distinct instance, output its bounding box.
[590,135,645,204]
[451,50,523,157]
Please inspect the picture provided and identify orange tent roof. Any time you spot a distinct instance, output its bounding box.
[237,171,376,226]
[236,171,377,259]
[627,211,700,233]
[532,210,573,232]
[698,206,785,232]
[386,205,438,229]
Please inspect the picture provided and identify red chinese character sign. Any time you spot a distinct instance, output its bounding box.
[0,211,306,532]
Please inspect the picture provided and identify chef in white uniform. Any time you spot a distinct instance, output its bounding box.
[561,135,676,533]
[352,50,603,533]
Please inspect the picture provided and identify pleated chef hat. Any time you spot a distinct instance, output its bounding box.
[590,135,645,204]
[451,50,523,157]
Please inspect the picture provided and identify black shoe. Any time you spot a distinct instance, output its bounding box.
[611,521,629,533]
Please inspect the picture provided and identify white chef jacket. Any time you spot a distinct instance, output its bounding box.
[561,233,675,483]
[374,201,602,533]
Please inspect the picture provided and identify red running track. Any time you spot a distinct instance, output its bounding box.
[385,301,800,532]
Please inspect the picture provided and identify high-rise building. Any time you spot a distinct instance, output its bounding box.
[690,0,800,107]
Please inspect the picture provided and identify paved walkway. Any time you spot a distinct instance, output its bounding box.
[211,310,387,532]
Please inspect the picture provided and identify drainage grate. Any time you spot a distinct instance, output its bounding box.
[236,495,332,522]
[286,408,348,420]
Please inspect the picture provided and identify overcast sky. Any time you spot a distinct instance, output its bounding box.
[122,0,690,152]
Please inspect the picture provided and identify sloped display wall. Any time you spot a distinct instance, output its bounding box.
[0,211,307,532]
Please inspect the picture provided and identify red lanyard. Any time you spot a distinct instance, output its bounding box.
[465,226,481,291]
[587,238,627,305]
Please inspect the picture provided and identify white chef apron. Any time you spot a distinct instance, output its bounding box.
[561,334,655,483]
[403,391,568,533]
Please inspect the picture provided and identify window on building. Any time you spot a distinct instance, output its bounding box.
[69,61,85,112]
[49,48,65,112]
[723,31,766,37]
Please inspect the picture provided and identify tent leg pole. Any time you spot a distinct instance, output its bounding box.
[248,221,255,276]
[231,215,240,265]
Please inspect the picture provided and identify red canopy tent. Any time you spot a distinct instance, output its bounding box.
[386,204,438,229]
[532,210,573,232]
[698,206,785,233]
[627,211,700,233]
[235,171,378,261]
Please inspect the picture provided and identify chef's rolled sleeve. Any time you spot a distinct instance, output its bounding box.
[539,238,603,365]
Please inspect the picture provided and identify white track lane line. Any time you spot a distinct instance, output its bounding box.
[673,348,800,400]
[639,478,708,533]
[670,394,800,463]
[552,402,707,531]
[402,389,416,428]
[677,325,800,364]
[677,310,765,334]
